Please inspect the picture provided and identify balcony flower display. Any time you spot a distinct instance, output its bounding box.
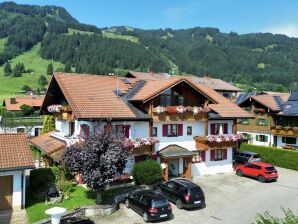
[47,104,63,113]
[123,137,159,149]
[154,105,210,115]
[205,133,245,143]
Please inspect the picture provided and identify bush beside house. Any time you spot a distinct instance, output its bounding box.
[240,144,298,170]
[132,160,163,185]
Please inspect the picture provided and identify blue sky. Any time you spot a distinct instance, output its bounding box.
[4,0,298,36]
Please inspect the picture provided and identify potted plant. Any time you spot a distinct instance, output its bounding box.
[283,126,291,131]
[275,125,282,130]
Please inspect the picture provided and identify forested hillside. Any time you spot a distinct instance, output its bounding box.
[1,1,298,93]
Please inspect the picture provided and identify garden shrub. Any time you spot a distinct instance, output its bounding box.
[51,166,63,184]
[255,209,298,224]
[60,180,75,199]
[240,144,298,170]
[30,168,55,193]
[132,160,163,185]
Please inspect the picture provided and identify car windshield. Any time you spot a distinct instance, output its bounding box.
[265,166,276,171]
[152,198,169,208]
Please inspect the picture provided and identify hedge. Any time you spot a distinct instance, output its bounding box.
[132,160,163,185]
[240,143,298,171]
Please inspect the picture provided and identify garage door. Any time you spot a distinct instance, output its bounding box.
[0,176,13,211]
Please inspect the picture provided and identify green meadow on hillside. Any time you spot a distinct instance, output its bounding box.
[0,43,64,103]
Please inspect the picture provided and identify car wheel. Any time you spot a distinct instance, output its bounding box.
[125,198,130,208]
[258,175,265,183]
[143,212,149,223]
[176,199,183,209]
[236,169,243,176]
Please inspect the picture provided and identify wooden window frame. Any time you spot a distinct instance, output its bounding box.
[214,149,224,161]
[167,124,178,137]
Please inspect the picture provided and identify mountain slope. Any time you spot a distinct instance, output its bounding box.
[0,1,298,97]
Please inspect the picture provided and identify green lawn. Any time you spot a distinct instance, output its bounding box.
[26,186,97,224]
[0,37,7,52]
[0,43,64,103]
[103,31,139,43]
[67,28,95,36]
[26,185,133,224]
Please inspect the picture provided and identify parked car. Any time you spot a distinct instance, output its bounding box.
[235,162,278,182]
[159,178,205,209]
[233,151,261,164]
[125,190,172,223]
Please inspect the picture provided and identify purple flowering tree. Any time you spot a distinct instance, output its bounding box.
[64,130,129,204]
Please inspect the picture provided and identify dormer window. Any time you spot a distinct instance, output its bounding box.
[160,88,184,106]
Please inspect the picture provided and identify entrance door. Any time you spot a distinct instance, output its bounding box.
[273,136,277,146]
[183,157,192,178]
[168,159,179,178]
[0,176,13,211]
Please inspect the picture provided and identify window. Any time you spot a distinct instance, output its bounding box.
[192,151,205,163]
[246,164,254,169]
[80,124,90,139]
[114,125,124,138]
[282,136,297,145]
[167,124,178,137]
[211,123,228,135]
[256,118,268,126]
[187,126,192,135]
[257,135,268,142]
[166,182,177,189]
[160,89,172,106]
[258,119,266,125]
[214,149,223,161]
[152,127,157,137]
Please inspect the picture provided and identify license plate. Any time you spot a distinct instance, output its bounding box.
[194,201,201,204]
[160,214,167,218]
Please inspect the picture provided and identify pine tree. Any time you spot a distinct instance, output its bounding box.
[41,115,55,133]
[4,62,12,76]
[39,74,48,86]
[47,63,54,75]
[64,63,71,72]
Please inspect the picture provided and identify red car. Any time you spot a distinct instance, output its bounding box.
[235,162,278,183]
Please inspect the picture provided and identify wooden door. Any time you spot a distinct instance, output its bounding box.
[0,176,13,211]
[183,157,192,179]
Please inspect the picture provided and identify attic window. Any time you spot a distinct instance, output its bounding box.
[121,79,131,84]
[113,89,124,96]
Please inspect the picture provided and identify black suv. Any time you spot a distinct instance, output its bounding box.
[159,178,205,209]
[233,151,261,164]
[125,190,172,223]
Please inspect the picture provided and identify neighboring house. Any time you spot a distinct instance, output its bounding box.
[31,72,250,180]
[0,134,34,211]
[0,96,44,136]
[126,71,240,99]
[236,92,298,149]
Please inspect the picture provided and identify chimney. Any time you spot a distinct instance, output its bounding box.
[10,98,16,104]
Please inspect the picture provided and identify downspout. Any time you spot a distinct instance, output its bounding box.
[21,170,24,209]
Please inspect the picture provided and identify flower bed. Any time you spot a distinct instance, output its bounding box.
[123,137,159,149]
[47,104,63,113]
[154,105,210,115]
[205,133,245,143]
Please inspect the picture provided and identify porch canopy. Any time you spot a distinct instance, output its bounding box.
[157,144,197,158]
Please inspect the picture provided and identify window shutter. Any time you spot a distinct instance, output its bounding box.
[265,135,269,142]
[210,124,216,135]
[210,150,215,161]
[264,119,269,126]
[256,135,259,141]
[162,124,168,137]
[124,125,130,138]
[178,124,183,136]
[223,149,227,160]
[255,118,259,125]
[247,119,250,125]
[223,123,228,134]
[201,151,206,162]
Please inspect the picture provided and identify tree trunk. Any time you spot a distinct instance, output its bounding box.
[96,191,103,204]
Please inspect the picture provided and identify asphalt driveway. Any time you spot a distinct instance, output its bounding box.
[93,167,298,224]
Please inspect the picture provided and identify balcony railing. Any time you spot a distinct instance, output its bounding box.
[194,134,244,150]
[48,104,74,120]
[152,105,209,121]
[271,126,298,137]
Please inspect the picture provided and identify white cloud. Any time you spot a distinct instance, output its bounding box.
[263,24,298,38]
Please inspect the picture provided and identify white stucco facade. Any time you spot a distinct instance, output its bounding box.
[237,131,273,147]
[0,170,29,209]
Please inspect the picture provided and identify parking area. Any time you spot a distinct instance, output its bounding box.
[93,167,298,224]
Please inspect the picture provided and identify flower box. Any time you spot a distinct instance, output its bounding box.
[254,108,266,114]
[153,105,210,116]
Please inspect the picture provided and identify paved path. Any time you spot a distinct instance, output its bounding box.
[0,209,27,224]
[93,167,298,224]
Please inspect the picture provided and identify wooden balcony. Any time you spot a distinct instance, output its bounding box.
[271,127,298,137]
[152,112,208,122]
[194,136,237,150]
[131,145,152,156]
[53,105,75,121]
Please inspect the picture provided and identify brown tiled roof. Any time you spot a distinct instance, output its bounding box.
[48,73,149,120]
[3,95,44,111]
[0,134,34,171]
[190,77,240,92]
[251,95,281,112]
[29,132,67,162]
[127,71,240,92]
